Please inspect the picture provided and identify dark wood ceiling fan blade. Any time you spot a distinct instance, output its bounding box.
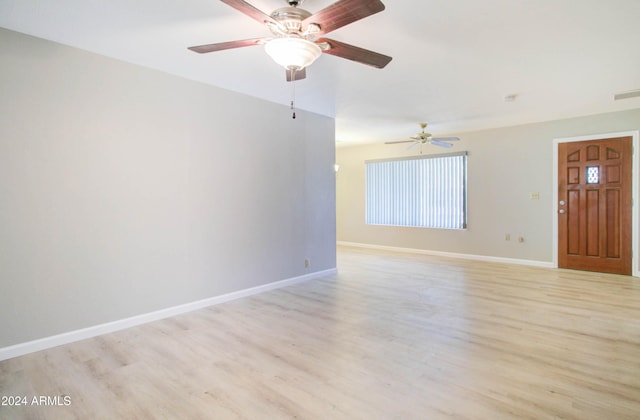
[303,0,385,35]
[286,67,306,82]
[188,37,268,53]
[219,0,278,25]
[316,38,392,69]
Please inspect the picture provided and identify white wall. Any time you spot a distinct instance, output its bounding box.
[337,108,640,264]
[0,28,336,348]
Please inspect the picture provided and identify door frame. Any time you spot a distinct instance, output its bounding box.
[552,130,639,277]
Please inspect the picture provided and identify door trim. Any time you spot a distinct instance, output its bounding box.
[552,131,639,277]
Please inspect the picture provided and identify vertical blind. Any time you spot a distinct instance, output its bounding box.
[365,152,467,229]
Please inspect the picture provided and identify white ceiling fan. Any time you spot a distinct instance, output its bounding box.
[385,123,460,150]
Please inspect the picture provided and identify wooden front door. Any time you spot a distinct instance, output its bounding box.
[558,137,632,275]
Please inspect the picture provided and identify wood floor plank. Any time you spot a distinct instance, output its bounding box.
[1,245,640,419]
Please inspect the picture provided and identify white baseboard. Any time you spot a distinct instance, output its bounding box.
[0,268,337,362]
[337,241,554,268]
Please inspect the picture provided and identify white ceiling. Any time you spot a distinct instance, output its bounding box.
[2,0,640,145]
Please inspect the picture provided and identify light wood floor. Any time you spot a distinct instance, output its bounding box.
[2,246,640,419]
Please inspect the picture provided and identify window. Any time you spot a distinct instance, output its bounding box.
[586,166,599,184]
[365,152,467,229]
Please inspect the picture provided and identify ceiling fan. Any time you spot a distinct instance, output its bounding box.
[385,123,460,149]
[188,0,392,81]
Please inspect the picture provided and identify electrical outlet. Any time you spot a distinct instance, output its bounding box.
[518,236,525,243]
[304,258,310,268]
[505,233,510,241]
[530,192,540,200]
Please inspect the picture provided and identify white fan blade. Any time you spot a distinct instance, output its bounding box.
[431,140,453,148]
[407,142,420,150]
[385,140,415,144]
[432,137,460,142]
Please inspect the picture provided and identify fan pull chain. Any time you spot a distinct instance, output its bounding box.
[290,68,297,119]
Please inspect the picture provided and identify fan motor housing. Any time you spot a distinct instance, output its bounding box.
[270,7,312,35]
[271,7,311,22]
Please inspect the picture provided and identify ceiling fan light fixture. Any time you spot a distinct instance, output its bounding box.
[265,37,322,70]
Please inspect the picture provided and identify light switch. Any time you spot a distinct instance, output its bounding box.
[530,192,540,200]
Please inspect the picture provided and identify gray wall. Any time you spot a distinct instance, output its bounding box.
[0,28,336,348]
[337,108,640,263]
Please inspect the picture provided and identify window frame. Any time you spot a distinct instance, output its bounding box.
[365,151,468,230]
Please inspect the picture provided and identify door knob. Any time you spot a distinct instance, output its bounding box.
[559,200,566,206]
[559,209,566,214]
